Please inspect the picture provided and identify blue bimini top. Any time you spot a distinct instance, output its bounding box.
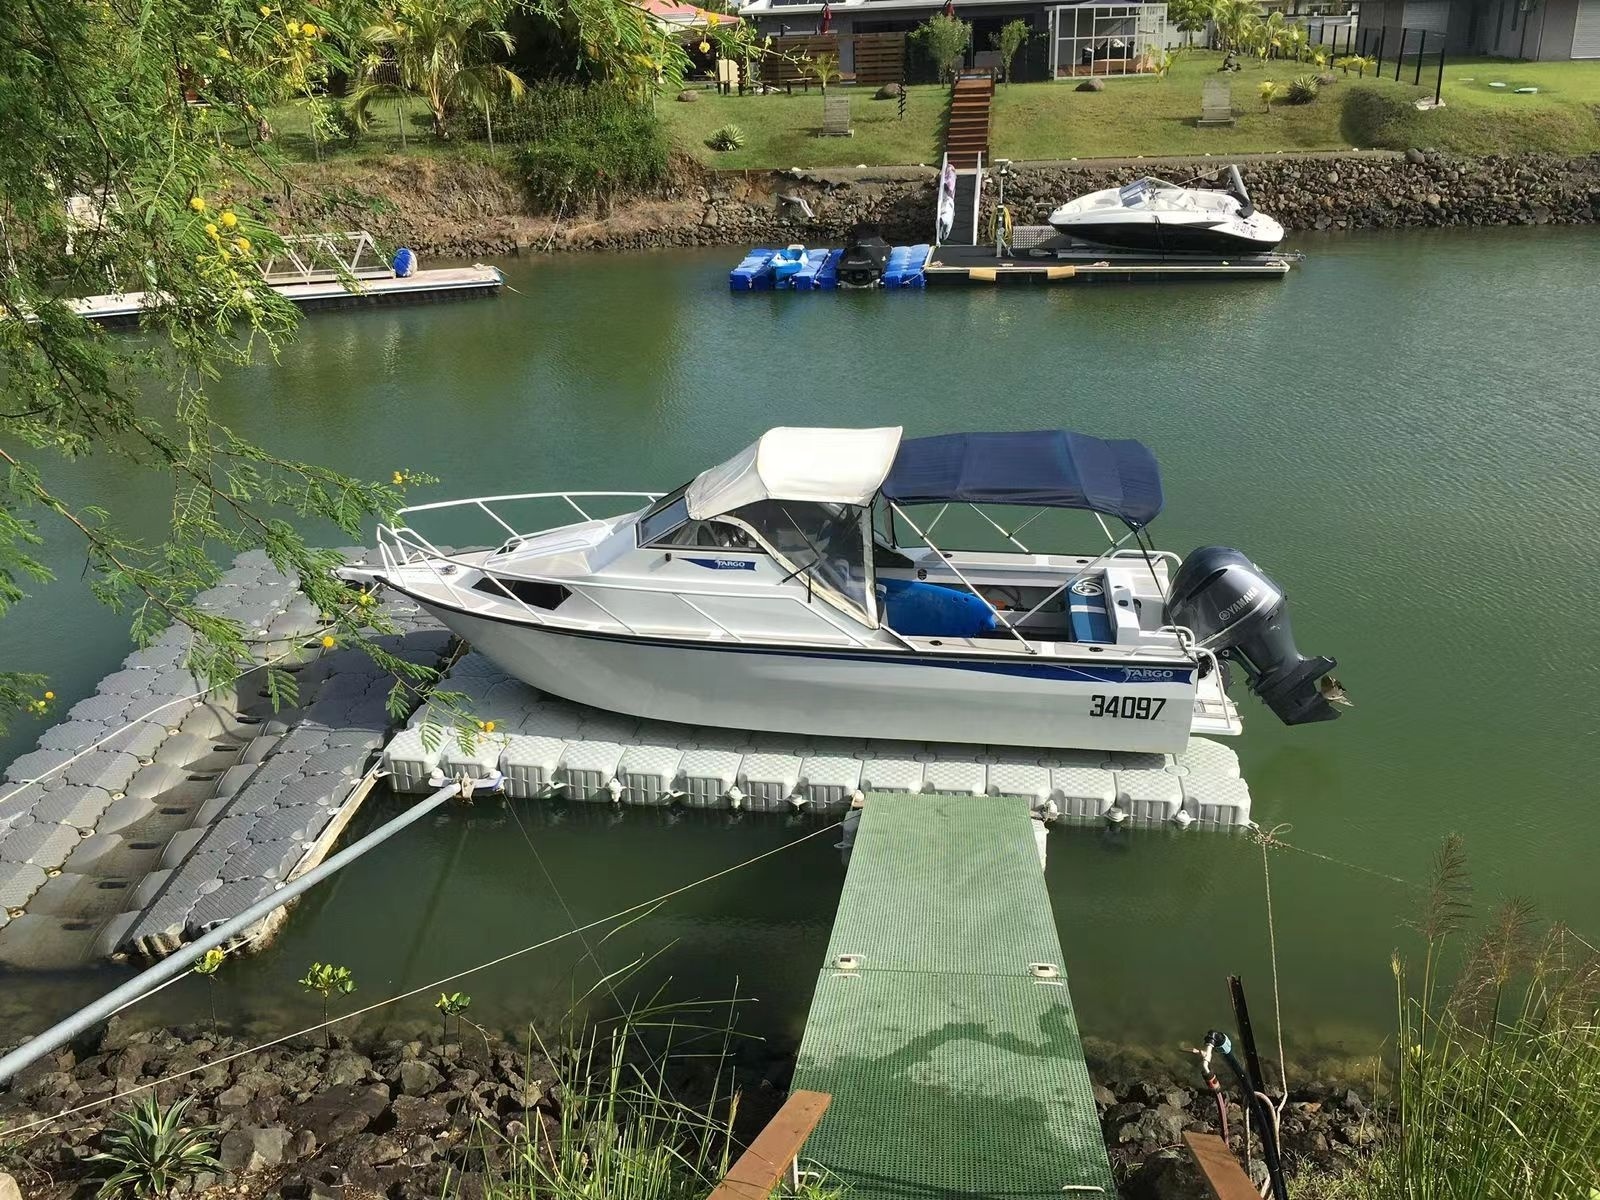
[880,429,1164,528]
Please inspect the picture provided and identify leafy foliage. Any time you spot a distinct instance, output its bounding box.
[1166,0,1212,44]
[87,1096,220,1199]
[0,0,447,735]
[704,123,746,151]
[912,14,971,82]
[1285,74,1320,104]
[349,0,527,139]
[800,50,842,92]
[513,87,669,213]
[990,19,1031,84]
[1258,79,1281,110]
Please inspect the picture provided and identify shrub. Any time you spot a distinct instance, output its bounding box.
[494,82,670,212]
[1285,74,1320,104]
[912,14,971,81]
[87,1096,220,1199]
[705,123,745,152]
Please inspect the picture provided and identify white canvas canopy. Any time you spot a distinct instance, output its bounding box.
[685,426,903,520]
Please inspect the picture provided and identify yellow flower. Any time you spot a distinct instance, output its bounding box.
[217,46,231,59]
[698,39,710,53]
[189,197,207,212]
[478,720,496,733]
[44,691,54,701]
[357,592,374,607]
[392,471,405,485]
[301,22,318,36]
[321,634,336,649]
[205,222,219,238]
[235,236,251,252]
[260,4,272,14]
[285,19,300,34]
[708,11,720,24]
[221,210,238,228]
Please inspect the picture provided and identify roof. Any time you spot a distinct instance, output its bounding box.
[686,426,904,519]
[880,430,1164,527]
[636,0,740,28]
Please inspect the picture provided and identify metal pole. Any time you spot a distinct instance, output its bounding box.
[0,779,473,1086]
[1435,40,1446,105]
[1414,31,1424,85]
[1395,28,1405,81]
[1375,28,1384,76]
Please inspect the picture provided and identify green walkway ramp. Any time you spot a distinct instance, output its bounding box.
[792,793,1115,1198]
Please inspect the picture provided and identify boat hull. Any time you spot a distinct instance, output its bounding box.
[412,599,1199,755]
[1048,219,1282,256]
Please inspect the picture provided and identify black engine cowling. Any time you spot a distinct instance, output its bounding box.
[1168,546,1344,726]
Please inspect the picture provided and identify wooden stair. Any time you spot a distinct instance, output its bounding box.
[944,73,993,170]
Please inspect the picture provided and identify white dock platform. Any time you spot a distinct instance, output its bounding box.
[67,264,504,324]
[381,652,1252,829]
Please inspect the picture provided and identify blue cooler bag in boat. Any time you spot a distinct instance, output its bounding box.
[879,578,998,638]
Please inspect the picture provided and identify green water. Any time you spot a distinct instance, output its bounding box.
[4,227,1599,1065]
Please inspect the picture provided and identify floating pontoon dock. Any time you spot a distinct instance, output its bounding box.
[0,555,1250,970]
[63,232,503,325]
[792,792,1117,1198]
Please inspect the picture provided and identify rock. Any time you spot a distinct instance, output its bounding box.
[1426,193,1442,208]
[875,83,902,99]
[289,1084,392,1144]
[1076,78,1104,92]
[1116,1104,1188,1148]
[1317,73,1338,86]
[324,1051,375,1088]
[391,1094,450,1132]
[216,1083,254,1109]
[677,89,699,103]
[1405,147,1427,164]
[0,1172,21,1200]
[1162,1087,1193,1109]
[1091,1083,1116,1109]
[219,1125,293,1173]
[292,1129,318,1160]
[398,1059,444,1096]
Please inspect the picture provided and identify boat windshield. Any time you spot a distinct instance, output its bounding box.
[729,499,874,622]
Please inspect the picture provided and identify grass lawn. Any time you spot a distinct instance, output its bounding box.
[659,84,951,169]
[663,51,1600,167]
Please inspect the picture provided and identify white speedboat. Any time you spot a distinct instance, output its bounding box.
[353,427,1343,755]
[1048,166,1285,256]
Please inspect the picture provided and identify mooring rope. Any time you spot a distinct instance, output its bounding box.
[1,818,844,1139]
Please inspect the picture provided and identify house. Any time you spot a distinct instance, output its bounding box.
[735,0,1175,81]
[1356,0,1600,58]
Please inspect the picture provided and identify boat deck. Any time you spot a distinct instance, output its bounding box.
[791,792,1116,1198]
[925,238,1294,283]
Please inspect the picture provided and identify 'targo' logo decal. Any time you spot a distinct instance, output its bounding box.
[1123,668,1177,681]
[685,557,756,571]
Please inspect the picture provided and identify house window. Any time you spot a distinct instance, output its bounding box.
[1050,4,1169,79]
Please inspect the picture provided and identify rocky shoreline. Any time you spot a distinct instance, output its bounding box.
[278,150,1600,261]
[0,1020,1378,1199]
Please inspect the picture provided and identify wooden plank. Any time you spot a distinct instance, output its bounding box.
[1183,1132,1260,1200]
[708,1090,832,1200]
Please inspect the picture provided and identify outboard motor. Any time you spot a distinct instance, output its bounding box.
[838,225,892,288]
[1168,546,1345,726]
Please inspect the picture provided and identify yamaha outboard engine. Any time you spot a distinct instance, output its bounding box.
[838,225,892,288]
[1168,547,1345,726]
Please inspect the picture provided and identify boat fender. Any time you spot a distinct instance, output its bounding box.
[787,792,810,811]
[605,777,624,803]
[1104,803,1128,825]
[1038,797,1060,824]
[726,785,745,810]
[1172,807,1194,829]
[392,246,418,277]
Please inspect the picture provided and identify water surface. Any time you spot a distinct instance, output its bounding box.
[4,227,1598,1064]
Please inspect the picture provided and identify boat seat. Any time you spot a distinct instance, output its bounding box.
[879,578,997,638]
[1068,581,1114,644]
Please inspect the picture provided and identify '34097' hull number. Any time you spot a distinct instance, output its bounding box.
[1089,695,1167,720]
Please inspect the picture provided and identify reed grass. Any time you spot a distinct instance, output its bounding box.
[1343,835,1600,1200]
[453,981,844,1200]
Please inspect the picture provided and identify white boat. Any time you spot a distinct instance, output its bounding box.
[1048,166,1285,256]
[352,427,1343,755]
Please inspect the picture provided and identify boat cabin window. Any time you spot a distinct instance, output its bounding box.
[637,486,761,551]
[731,499,871,616]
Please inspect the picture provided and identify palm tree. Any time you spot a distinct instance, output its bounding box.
[1210,0,1259,53]
[351,0,527,139]
[1166,0,1211,48]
